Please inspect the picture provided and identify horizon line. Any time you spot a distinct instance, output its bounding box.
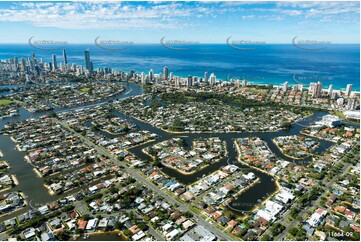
[0,42,359,45]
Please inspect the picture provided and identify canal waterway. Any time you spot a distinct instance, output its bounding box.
[0,81,351,221]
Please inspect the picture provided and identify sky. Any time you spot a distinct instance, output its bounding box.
[0,1,359,44]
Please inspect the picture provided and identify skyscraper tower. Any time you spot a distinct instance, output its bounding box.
[209,73,216,85]
[141,72,146,84]
[163,66,168,80]
[52,54,57,70]
[345,84,352,97]
[84,49,92,72]
[148,69,154,81]
[328,84,333,97]
[316,81,322,97]
[204,71,209,83]
[63,49,68,64]
[187,75,193,87]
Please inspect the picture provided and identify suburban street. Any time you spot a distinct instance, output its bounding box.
[57,119,235,241]
[273,156,353,241]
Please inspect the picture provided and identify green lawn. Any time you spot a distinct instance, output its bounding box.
[80,87,91,93]
[0,99,13,105]
[242,87,269,95]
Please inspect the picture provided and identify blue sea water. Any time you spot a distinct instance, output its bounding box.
[0,44,359,91]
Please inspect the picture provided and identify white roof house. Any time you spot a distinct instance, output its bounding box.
[86,218,98,230]
[256,200,283,222]
[166,229,180,240]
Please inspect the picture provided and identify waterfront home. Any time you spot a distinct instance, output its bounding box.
[77,219,87,231]
[22,227,36,240]
[274,187,295,204]
[255,200,283,222]
[38,205,50,215]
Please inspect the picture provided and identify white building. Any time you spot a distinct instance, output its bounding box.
[345,84,352,97]
[317,115,343,128]
[256,200,283,222]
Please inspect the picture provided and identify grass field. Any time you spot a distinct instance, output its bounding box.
[80,87,91,93]
[0,99,13,105]
[243,87,269,95]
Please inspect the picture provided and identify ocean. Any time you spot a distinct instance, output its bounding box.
[0,44,359,91]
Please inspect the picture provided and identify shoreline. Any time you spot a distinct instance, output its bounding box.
[234,140,281,213]
[0,192,28,219]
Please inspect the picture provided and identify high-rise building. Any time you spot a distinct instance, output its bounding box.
[169,72,173,80]
[20,58,26,71]
[192,76,197,85]
[282,82,288,92]
[345,84,352,97]
[84,49,92,72]
[63,49,68,64]
[204,71,209,83]
[316,81,322,97]
[187,75,193,87]
[174,76,180,87]
[346,97,357,110]
[309,81,322,98]
[328,84,333,97]
[13,57,18,71]
[309,82,317,97]
[235,79,240,88]
[209,73,216,85]
[52,54,57,70]
[148,69,154,81]
[71,63,76,72]
[163,66,168,80]
[141,72,146,85]
[242,79,247,87]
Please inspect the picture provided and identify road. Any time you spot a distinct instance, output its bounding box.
[57,120,234,241]
[273,154,353,241]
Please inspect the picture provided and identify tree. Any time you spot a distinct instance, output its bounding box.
[81,214,91,221]
[260,234,272,241]
[150,99,160,112]
[288,227,298,237]
[137,223,148,231]
[123,229,132,237]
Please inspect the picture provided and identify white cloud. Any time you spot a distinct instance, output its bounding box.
[0,1,358,30]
